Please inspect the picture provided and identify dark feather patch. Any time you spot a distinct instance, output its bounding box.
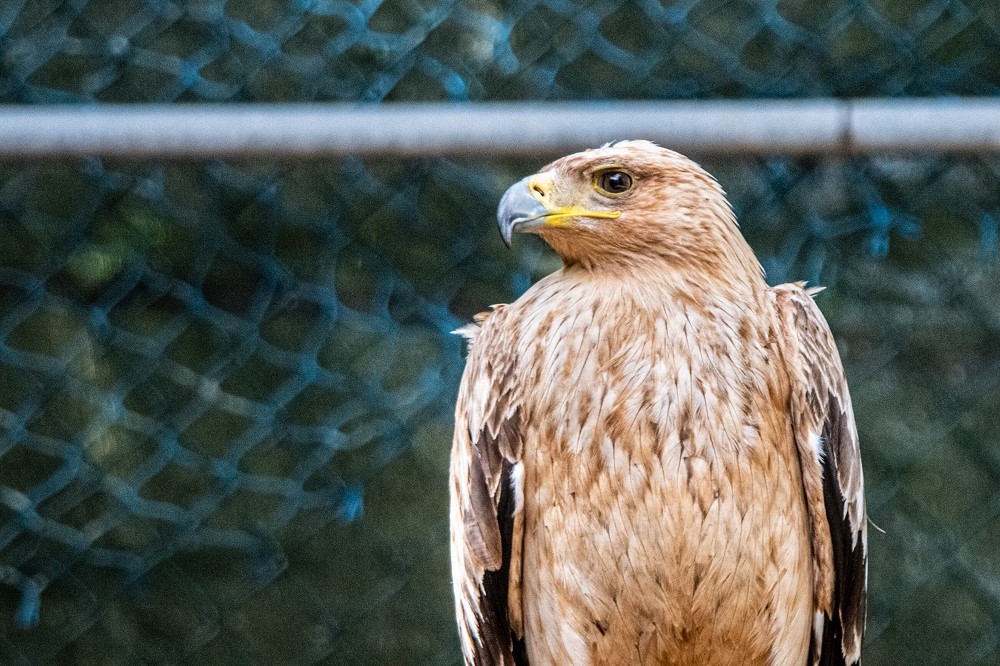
[467,458,528,665]
[818,393,866,666]
[463,411,528,666]
[473,457,528,666]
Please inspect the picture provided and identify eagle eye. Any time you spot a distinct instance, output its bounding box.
[595,170,633,196]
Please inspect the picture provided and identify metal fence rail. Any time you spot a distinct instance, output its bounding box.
[2,99,1000,157]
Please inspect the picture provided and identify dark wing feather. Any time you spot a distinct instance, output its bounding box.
[450,308,528,666]
[776,284,867,666]
[818,415,867,666]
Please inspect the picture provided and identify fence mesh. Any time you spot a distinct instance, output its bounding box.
[2,0,1000,665]
[4,0,1000,103]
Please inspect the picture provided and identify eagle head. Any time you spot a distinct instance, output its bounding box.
[497,140,759,278]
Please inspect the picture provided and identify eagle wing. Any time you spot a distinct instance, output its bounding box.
[775,284,867,666]
[450,307,528,666]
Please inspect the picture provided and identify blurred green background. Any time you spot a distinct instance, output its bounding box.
[2,0,1000,664]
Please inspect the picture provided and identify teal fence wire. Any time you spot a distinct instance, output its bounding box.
[4,0,1000,102]
[2,0,1000,664]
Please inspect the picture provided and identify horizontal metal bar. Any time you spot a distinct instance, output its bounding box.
[0,99,998,158]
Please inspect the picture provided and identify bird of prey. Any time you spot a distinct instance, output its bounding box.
[449,141,866,666]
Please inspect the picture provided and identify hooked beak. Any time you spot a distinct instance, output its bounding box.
[496,173,620,247]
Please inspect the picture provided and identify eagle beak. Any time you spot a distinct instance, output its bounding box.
[497,175,551,248]
[496,173,620,247]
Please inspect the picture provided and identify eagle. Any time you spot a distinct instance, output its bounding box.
[449,141,866,666]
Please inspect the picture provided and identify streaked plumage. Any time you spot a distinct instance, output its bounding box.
[450,141,867,666]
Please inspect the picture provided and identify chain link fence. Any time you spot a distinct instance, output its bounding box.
[4,0,1000,102]
[2,0,1000,664]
